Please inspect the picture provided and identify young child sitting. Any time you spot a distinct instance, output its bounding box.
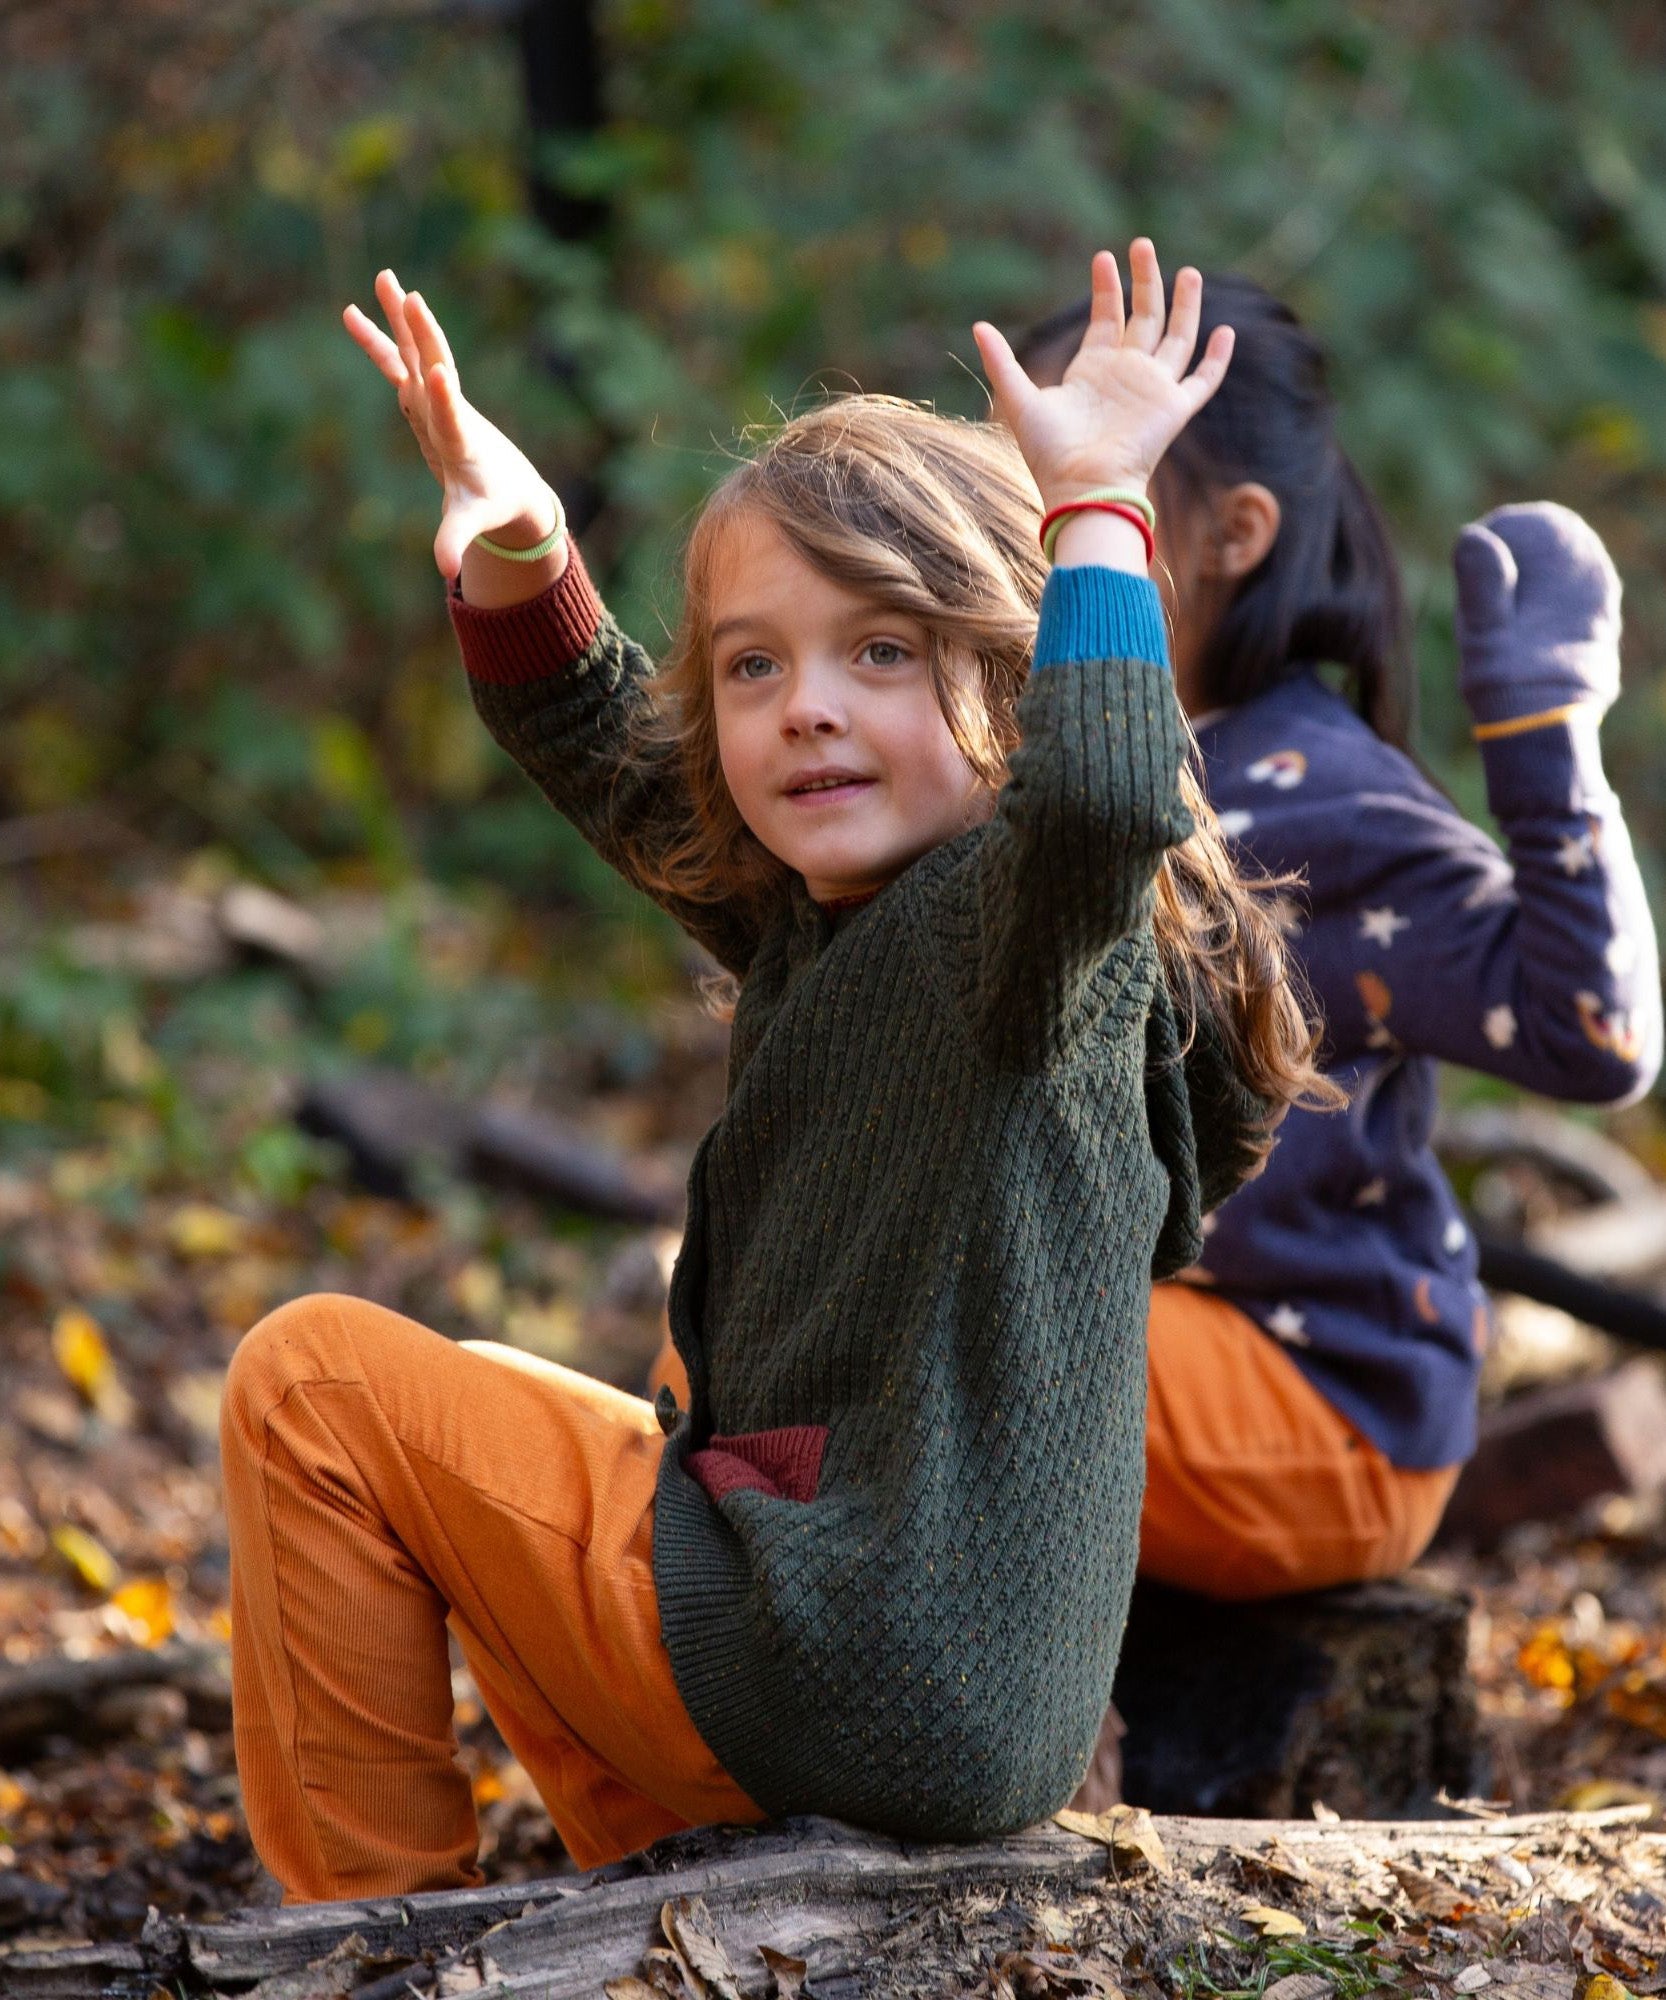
[219,244,1329,1901]
[1014,274,1661,1604]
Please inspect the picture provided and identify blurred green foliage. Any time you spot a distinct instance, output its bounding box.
[5,0,1666,886]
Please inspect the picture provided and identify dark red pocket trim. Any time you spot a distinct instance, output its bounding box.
[686,1424,828,1505]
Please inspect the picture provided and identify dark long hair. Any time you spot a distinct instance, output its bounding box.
[1016,274,1414,749]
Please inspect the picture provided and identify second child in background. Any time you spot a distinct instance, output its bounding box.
[1018,274,1661,1603]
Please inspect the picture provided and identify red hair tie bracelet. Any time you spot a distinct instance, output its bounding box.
[1039,495,1156,567]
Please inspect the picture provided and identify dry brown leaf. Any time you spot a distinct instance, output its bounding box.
[1054,1803,1170,1876]
[242,1933,372,2000]
[757,1945,808,2000]
[641,1946,690,1998]
[1236,1840,1315,1890]
[1032,1904,1075,1945]
[1239,1904,1308,1938]
[1454,1969,1493,1993]
[1264,1974,1333,2000]
[605,1981,664,2000]
[436,1955,503,1997]
[662,1897,742,2000]
[1390,1865,1472,1922]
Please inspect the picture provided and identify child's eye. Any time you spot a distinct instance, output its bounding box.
[729,652,778,681]
[861,640,911,667]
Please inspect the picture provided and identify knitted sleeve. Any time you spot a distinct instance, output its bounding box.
[1298,713,1660,1104]
[938,566,1195,1070]
[449,545,764,978]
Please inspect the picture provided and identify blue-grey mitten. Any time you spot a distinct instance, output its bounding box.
[1453,501,1622,728]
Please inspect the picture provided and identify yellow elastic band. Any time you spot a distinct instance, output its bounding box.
[1471,701,1588,743]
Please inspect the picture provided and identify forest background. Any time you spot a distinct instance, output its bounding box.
[3,0,1666,1928]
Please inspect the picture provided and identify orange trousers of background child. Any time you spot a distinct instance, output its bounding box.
[222,1283,1456,1903]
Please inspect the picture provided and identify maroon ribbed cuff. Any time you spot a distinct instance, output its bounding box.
[447,538,605,687]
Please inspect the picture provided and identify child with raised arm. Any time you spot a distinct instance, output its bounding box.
[1014,275,1661,1610]
[221,246,1329,1900]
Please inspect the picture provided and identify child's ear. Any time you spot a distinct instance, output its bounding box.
[1202,482,1281,581]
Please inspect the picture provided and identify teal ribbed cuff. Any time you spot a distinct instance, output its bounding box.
[1032,566,1169,672]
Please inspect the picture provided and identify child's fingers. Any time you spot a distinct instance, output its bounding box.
[342,304,409,389]
[425,360,472,452]
[1177,324,1236,416]
[1075,249,1125,352]
[405,291,457,381]
[1124,239,1165,354]
[1155,267,1203,377]
[972,320,1038,430]
[375,268,425,391]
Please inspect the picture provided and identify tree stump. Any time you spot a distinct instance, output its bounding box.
[1112,1576,1478,1818]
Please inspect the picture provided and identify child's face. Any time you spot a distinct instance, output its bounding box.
[707,511,992,903]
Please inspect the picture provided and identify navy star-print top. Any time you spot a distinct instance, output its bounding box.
[1192,669,1660,1468]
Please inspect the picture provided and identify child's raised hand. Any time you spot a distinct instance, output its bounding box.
[1454,502,1623,729]
[342,271,560,580]
[973,243,1233,511]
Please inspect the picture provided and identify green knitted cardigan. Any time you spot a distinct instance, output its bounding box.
[453,548,1269,1837]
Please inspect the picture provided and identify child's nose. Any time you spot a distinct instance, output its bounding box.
[779,668,846,737]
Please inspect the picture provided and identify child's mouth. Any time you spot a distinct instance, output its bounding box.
[785,775,875,806]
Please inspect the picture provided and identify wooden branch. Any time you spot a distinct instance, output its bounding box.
[1436,1105,1656,1206]
[4,1808,1656,1999]
[0,1644,230,1757]
[294,1069,681,1223]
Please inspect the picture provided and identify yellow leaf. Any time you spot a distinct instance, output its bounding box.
[450,1260,504,1325]
[51,1523,121,1594]
[51,1308,135,1426]
[0,1077,50,1121]
[101,1016,161,1090]
[168,1203,246,1258]
[1240,1905,1307,1938]
[471,1766,506,1807]
[53,1307,111,1398]
[0,1773,26,1815]
[111,1576,174,1647]
[1557,1779,1659,1815]
[504,1297,582,1363]
[1582,1977,1633,2000]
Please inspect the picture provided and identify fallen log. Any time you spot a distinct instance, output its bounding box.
[0,1644,231,1758]
[294,1069,680,1223]
[3,1807,1655,2000]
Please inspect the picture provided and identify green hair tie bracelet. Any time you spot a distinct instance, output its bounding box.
[474,490,566,562]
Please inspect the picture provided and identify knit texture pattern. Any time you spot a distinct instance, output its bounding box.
[456,551,1269,1836]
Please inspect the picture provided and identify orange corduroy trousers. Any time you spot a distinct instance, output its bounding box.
[219,1294,762,1902]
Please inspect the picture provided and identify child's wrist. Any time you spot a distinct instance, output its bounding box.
[1049,509,1149,573]
[477,486,563,557]
[1037,474,1150,514]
